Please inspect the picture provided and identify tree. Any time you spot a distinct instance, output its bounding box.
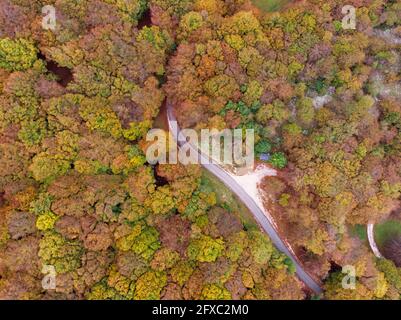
[3,0,401,301]
[0,236,42,299]
[124,166,156,205]
[36,211,58,231]
[208,207,243,238]
[83,223,113,251]
[0,38,37,71]
[6,210,36,240]
[248,230,273,265]
[170,260,194,286]
[38,231,83,274]
[155,215,191,256]
[144,185,176,215]
[204,74,239,101]
[150,248,180,271]
[134,270,167,300]
[255,140,272,155]
[104,0,148,23]
[269,152,287,169]
[187,234,225,263]
[225,231,248,262]
[75,250,114,295]
[178,11,204,40]
[376,258,401,292]
[200,283,232,300]
[29,153,71,184]
[296,97,315,126]
[86,280,125,300]
[324,272,374,300]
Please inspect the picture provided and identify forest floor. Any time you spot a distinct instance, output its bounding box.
[352,220,401,250]
[374,220,401,248]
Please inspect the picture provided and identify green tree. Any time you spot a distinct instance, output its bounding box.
[0,38,37,71]
[249,230,273,265]
[188,234,224,263]
[269,152,288,169]
[376,258,401,292]
[200,284,232,300]
[38,231,82,274]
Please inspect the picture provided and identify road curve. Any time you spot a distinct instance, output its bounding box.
[166,104,323,295]
[367,223,383,258]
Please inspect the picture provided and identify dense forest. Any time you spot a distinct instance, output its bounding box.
[0,0,400,300]
[162,0,401,299]
[0,0,305,300]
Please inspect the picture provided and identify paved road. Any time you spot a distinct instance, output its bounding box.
[167,105,323,295]
[367,223,382,258]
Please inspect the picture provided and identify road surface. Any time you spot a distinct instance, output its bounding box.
[166,105,323,295]
[367,223,382,258]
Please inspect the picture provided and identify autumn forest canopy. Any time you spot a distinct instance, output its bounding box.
[0,0,401,300]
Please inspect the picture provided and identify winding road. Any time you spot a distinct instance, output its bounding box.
[367,223,383,258]
[166,104,323,295]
